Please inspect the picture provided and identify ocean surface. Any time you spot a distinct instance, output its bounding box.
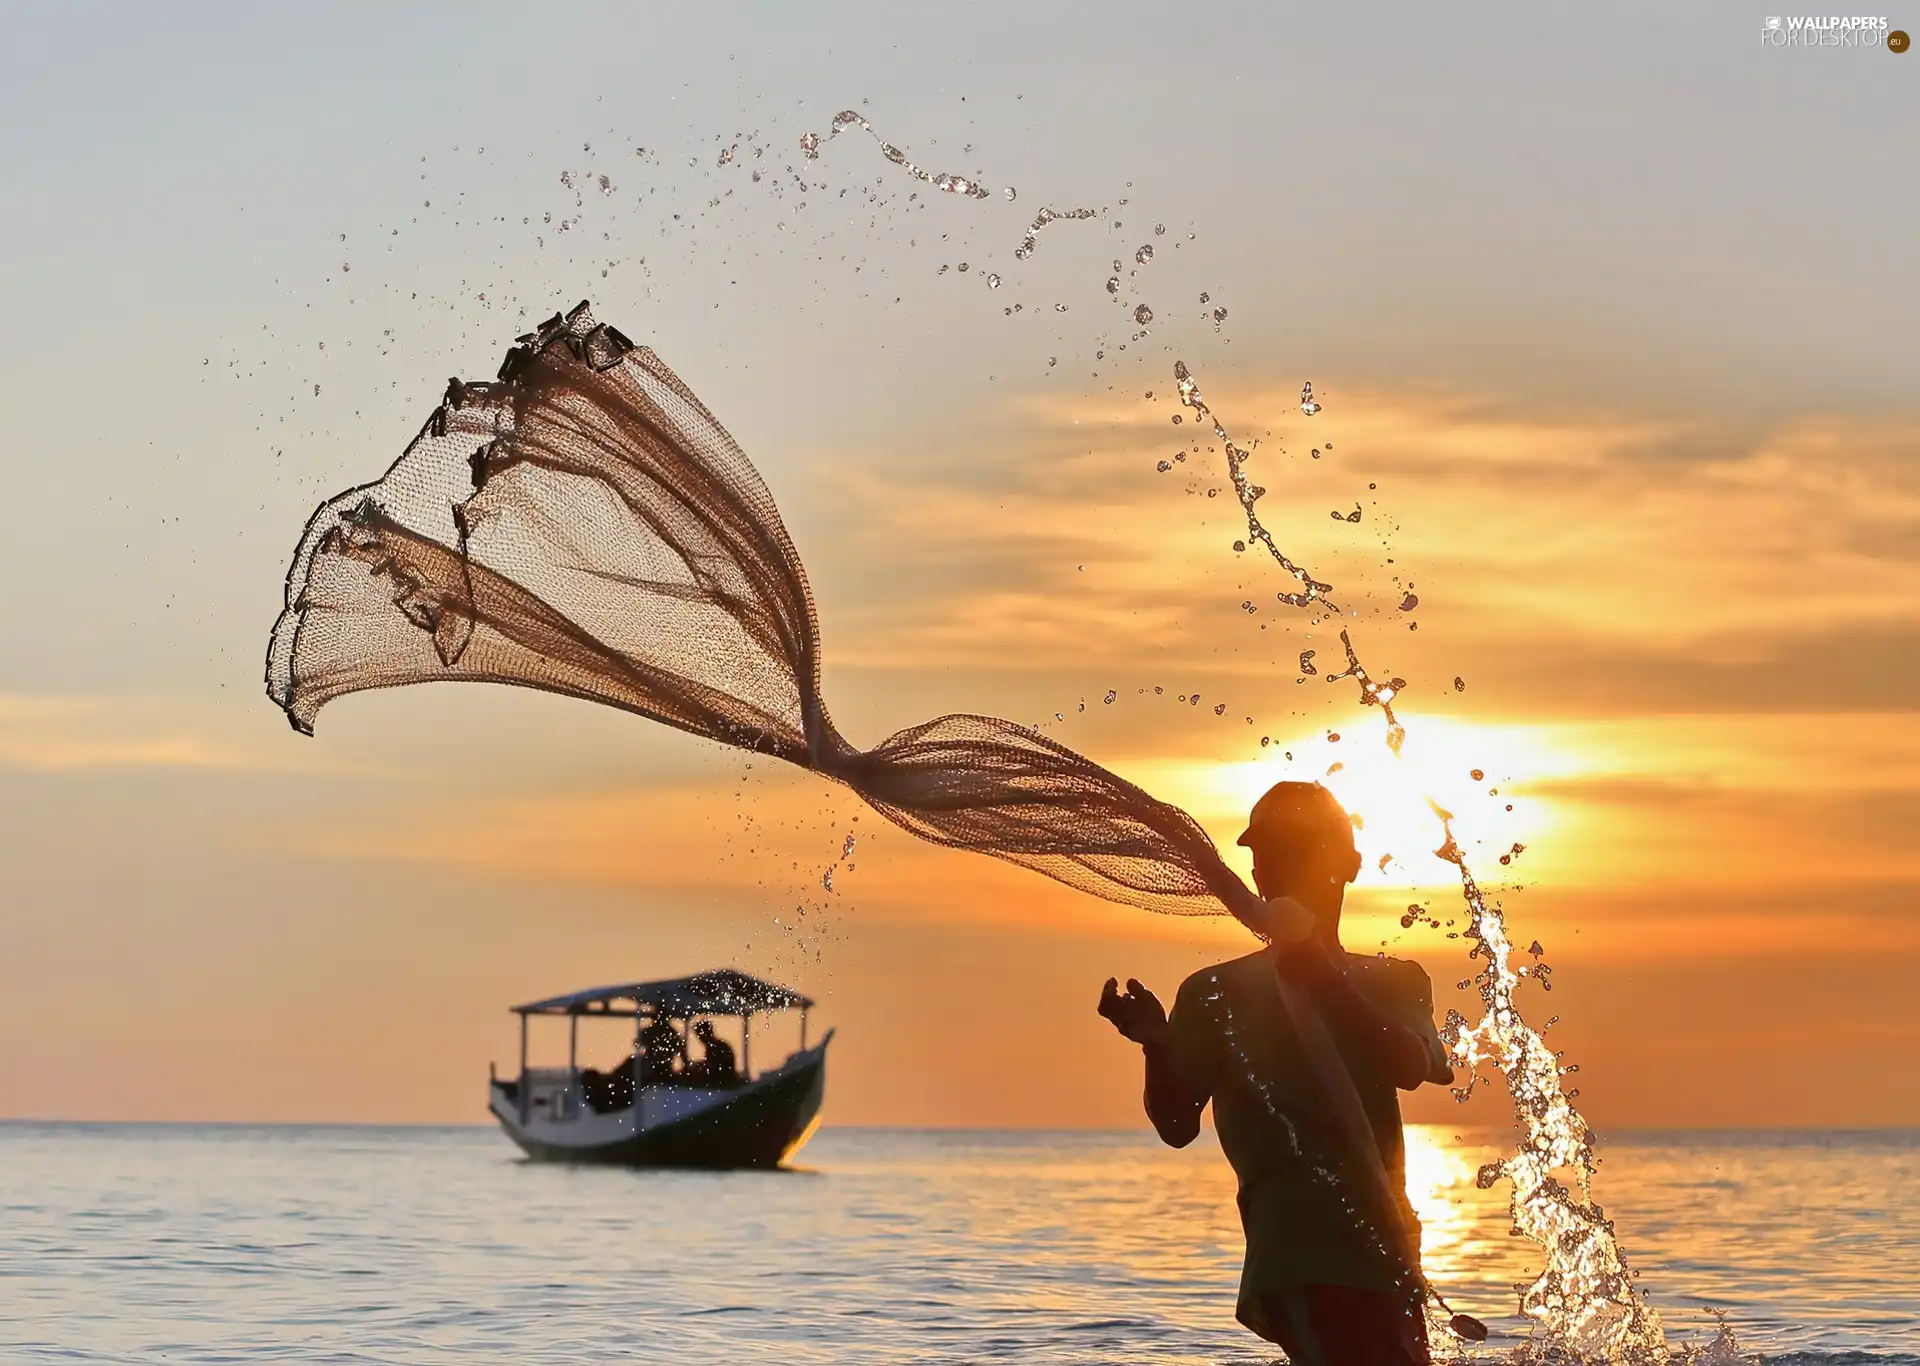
[0,1123,1913,1364]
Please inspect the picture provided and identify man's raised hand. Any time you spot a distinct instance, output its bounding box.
[1098,977,1170,1047]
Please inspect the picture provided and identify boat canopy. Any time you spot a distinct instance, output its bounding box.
[512,969,813,1020]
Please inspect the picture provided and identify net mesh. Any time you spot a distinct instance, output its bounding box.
[266,303,1263,927]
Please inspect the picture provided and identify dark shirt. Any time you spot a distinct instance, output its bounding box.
[1168,950,1446,1311]
[698,1037,738,1085]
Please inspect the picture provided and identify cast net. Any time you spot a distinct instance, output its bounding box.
[267,302,1272,931]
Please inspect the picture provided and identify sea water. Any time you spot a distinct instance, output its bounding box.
[1,1123,1912,1364]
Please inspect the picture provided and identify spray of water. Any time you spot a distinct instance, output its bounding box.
[1173,364,1671,1363]
[802,110,994,199]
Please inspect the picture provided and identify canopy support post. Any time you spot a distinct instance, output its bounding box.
[517,1012,529,1125]
[568,1013,578,1119]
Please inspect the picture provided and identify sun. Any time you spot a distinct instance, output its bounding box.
[1127,711,1585,894]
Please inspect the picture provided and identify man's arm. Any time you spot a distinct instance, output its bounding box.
[1276,943,1451,1091]
[1098,977,1209,1147]
[1142,1029,1206,1147]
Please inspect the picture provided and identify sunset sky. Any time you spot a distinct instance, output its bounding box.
[2,2,1915,1131]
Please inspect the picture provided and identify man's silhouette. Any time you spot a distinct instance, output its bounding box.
[1099,780,1453,1365]
[688,1019,740,1086]
[637,1015,683,1088]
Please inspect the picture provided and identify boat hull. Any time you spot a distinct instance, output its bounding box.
[491,1038,827,1169]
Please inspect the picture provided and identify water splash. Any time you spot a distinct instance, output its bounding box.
[1016,205,1101,260]
[819,831,859,894]
[1437,807,1667,1360]
[1171,360,1330,608]
[799,111,992,198]
[1180,361,1669,1361]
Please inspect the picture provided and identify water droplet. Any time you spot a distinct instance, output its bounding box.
[1171,415,1182,424]
[1327,731,1341,742]
[1232,540,1246,552]
[1156,460,1172,472]
[1133,304,1153,324]
[1212,307,1228,323]
[1106,277,1120,295]
[1260,736,1271,747]
[1454,676,1466,692]
[1299,650,1317,675]
[957,262,970,273]
[1054,303,1068,312]
[1399,593,1419,611]
[1213,703,1225,716]
[1199,291,1210,303]
[1135,245,1154,264]
[1300,381,1321,416]
[1004,186,1017,201]
[1470,768,1485,782]
[986,273,1001,289]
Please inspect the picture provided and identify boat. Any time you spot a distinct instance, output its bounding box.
[488,968,830,1168]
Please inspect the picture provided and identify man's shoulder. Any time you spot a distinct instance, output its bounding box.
[1344,951,1434,1002]
[1173,950,1278,1015]
[1178,949,1271,991]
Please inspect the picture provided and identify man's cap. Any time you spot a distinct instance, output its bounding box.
[1237,780,1355,850]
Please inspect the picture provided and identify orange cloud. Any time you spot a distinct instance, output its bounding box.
[795,382,1920,689]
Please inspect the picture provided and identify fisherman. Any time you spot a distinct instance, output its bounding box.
[637,1015,683,1089]
[1098,780,1454,1365]
[687,1019,740,1087]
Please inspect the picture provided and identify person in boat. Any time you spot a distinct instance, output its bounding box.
[685,1019,740,1087]
[637,1015,683,1089]
[1097,780,1454,1366]
[584,1055,635,1112]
